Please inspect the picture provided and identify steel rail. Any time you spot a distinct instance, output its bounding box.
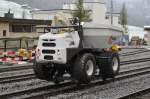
[0,57,150,84]
[120,49,150,56]
[1,63,150,99]
[121,57,150,65]
[0,74,35,84]
[119,89,150,99]
[0,64,33,73]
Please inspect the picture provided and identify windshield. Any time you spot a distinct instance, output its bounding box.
[45,26,79,34]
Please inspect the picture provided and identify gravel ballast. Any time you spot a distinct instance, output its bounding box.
[48,73,150,99]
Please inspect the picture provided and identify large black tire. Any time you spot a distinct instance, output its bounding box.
[73,53,96,84]
[98,52,120,80]
[33,62,55,81]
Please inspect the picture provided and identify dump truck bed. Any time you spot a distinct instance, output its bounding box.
[83,23,123,49]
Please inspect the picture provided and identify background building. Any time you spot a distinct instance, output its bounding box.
[127,25,147,40]
[31,0,121,27]
[0,17,51,49]
[31,9,72,21]
[144,26,150,46]
[0,17,51,38]
[0,0,121,27]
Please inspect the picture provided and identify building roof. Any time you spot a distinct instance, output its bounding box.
[106,12,120,15]
[0,17,52,25]
[106,12,120,17]
[32,9,71,12]
[144,26,150,30]
[31,9,72,13]
[0,36,38,41]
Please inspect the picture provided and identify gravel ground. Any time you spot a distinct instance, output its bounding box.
[0,79,52,95]
[130,93,150,99]
[47,73,150,99]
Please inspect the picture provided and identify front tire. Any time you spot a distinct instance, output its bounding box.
[73,53,96,84]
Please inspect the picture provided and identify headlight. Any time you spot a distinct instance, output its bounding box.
[57,50,61,55]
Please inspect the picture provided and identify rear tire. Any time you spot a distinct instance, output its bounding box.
[98,52,120,80]
[73,53,96,84]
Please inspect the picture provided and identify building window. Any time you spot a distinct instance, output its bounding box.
[105,15,109,19]
[118,17,121,24]
[3,30,6,36]
[9,24,35,33]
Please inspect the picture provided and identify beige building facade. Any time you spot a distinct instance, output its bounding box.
[0,17,51,49]
[31,0,121,27]
[0,17,51,38]
[144,26,150,46]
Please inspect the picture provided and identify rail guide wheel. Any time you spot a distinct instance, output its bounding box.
[33,59,55,81]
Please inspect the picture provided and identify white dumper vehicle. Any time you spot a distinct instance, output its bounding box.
[33,18,123,84]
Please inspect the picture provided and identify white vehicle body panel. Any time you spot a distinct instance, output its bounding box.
[36,31,80,64]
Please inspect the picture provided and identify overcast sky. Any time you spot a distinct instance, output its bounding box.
[4,0,150,27]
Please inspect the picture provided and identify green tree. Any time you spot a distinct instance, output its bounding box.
[120,3,128,33]
[72,0,91,22]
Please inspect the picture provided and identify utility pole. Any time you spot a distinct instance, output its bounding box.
[111,0,113,25]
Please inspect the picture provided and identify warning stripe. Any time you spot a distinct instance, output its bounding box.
[0,51,17,57]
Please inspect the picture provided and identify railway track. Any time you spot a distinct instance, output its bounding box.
[60,72,150,99]
[119,89,150,99]
[0,48,148,74]
[120,49,150,56]
[0,59,150,99]
[121,57,150,65]
[0,49,149,73]
[0,49,150,99]
[0,64,33,73]
[0,74,35,84]
[0,57,150,84]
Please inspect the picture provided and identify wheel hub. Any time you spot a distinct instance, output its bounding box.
[112,57,118,72]
[86,60,94,76]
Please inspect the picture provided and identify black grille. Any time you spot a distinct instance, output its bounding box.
[42,43,56,47]
[42,39,55,41]
[44,55,53,60]
[49,39,55,41]
[42,50,55,54]
[42,39,48,41]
